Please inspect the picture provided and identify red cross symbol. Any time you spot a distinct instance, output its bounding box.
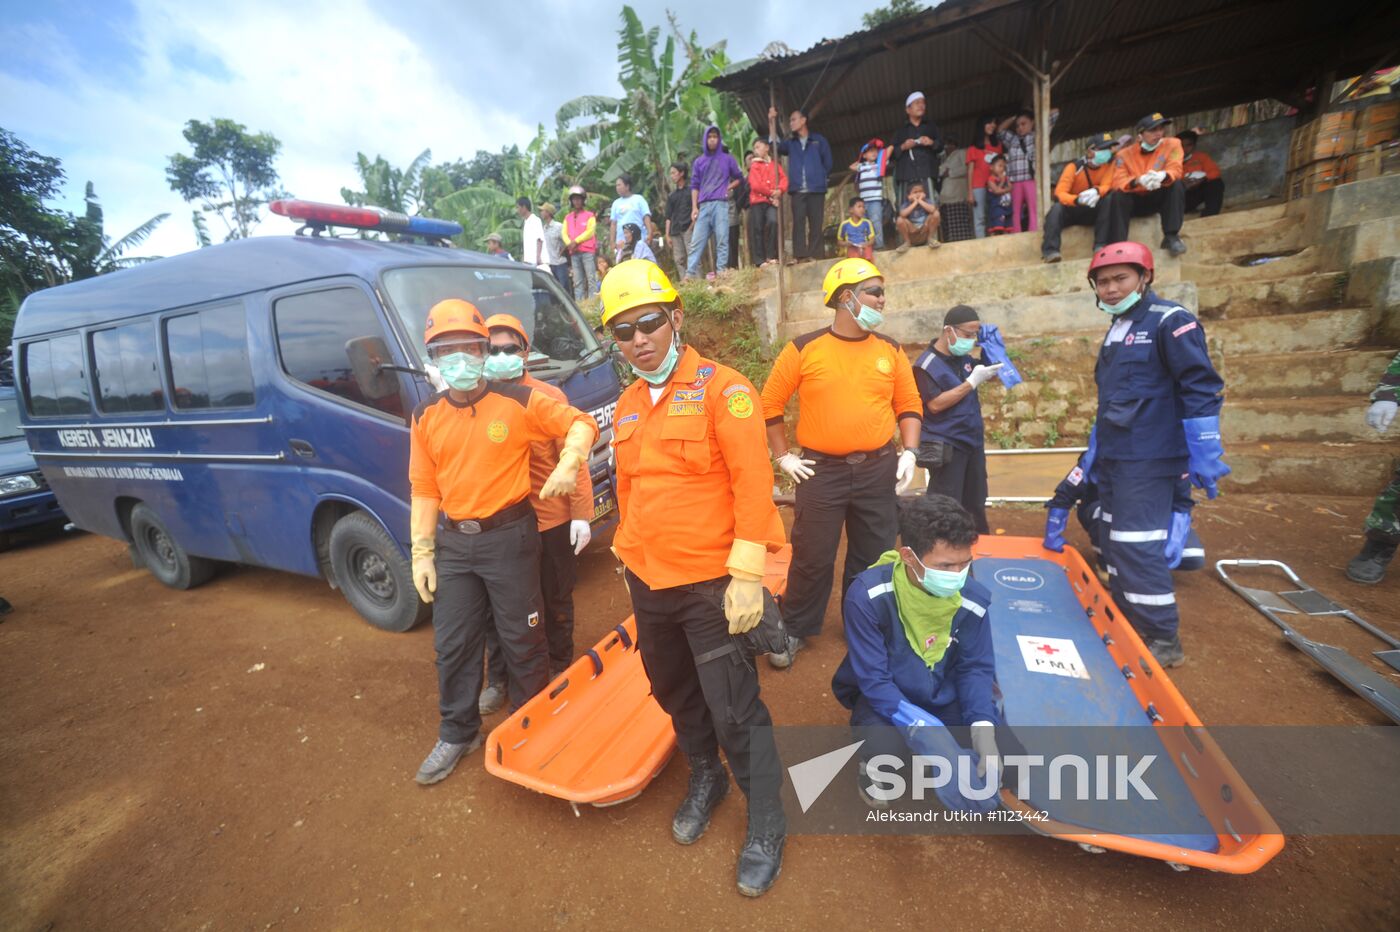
[1036,643,1060,655]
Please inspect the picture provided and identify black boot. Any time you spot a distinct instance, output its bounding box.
[736,800,786,897]
[671,751,730,845]
[1347,539,1397,585]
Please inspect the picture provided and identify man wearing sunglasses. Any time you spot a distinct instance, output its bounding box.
[760,257,923,671]
[601,259,788,897]
[476,314,595,714]
[409,299,598,786]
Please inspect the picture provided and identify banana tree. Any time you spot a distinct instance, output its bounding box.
[68,182,168,279]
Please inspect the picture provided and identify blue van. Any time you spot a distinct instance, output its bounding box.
[12,226,621,631]
[0,384,65,548]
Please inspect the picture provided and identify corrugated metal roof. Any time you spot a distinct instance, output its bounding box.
[712,0,1396,160]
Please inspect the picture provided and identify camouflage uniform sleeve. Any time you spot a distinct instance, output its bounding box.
[1370,351,1400,404]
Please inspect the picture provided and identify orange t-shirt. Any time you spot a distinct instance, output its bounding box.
[612,346,785,590]
[409,382,596,521]
[1183,150,1221,181]
[760,327,922,456]
[1111,137,1185,194]
[521,374,594,532]
[1053,159,1115,206]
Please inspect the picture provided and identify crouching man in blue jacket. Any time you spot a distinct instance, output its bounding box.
[832,494,1000,810]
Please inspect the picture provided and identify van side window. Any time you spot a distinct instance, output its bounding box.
[274,287,404,418]
[22,333,91,417]
[92,321,163,413]
[165,304,255,409]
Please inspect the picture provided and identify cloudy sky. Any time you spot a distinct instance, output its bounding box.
[0,0,871,260]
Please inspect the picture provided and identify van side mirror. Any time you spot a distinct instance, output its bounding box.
[346,336,402,401]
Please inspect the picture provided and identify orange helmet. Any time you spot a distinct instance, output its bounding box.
[484,313,529,348]
[424,299,487,344]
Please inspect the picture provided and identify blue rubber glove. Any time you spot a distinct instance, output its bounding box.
[1081,426,1099,484]
[892,701,999,814]
[1183,416,1230,499]
[1164,510,1192,569]
[1043,507,1069,552]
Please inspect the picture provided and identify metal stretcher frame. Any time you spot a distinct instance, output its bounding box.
[1216,559,1400,725]
[484,547,793,812]
[976,537,1285,873]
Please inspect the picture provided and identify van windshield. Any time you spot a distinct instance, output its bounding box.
[381,266,600,373]
[0,394,22,441]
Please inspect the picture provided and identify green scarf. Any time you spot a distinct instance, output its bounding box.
[873,550,961,668]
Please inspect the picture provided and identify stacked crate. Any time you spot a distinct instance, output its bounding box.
[1287,101,1400,199]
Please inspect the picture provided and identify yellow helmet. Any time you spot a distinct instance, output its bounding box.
[600,259,681,325]
[821,257,883,308]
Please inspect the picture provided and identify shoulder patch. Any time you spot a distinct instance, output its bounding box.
[1171,320,1199,338]
[488,381,533,408]
[791,328,830,352]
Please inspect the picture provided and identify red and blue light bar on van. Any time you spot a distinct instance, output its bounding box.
[270,199,463,238]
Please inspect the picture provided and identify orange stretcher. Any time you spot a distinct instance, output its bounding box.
[972,536,1284,873]
[485,546,792,812]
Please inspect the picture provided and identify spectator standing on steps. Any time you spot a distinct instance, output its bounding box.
[1104,113,1188,257]
[686,125,743,279]
[769,105,833,261]
[892,91,943,210]
[747,139,786,267]
[1346,351,1400,584]
[1178,130,1225,218]
[849,139,889,249]
[1041,132,1118,263]
[966,116,1004,238]
[997,110,1039,233]
[938,139,974,243]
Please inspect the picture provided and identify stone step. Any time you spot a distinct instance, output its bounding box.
[1220,348,1397,399]
[1179,244,1328,282]
[1180,200,1288,232]
[1207,306,1381,356]
[1222,395,1392,444]
[1196,271,1351,319]
[1222,441,1396,497]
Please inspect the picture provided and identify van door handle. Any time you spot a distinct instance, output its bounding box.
[289,439,316,459]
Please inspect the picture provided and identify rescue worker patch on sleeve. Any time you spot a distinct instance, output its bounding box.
[527,611,540,628]
[727,391,754,418]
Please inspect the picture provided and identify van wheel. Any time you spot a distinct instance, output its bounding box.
[130,503,216,590]
[329,512,428,632]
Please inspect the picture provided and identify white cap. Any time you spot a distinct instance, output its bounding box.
[905,91,925,107]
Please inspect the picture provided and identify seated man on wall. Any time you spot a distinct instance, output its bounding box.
[1178,130,1225,218]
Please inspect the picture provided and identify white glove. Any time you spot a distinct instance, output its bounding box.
[1076,188,1100,208]
[423,363,447,392]
[1367,399,1398,433]
[967,363,1004,388]
[895,449,917,494]
[569,519,592,555]
[1187,171,1207,181]
[777,452,816,483]
[1137,172,1155,189]
[971,721,1000,779]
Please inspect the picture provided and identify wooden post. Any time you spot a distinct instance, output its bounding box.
[1035,73,1052,225]
[769,81,785,324]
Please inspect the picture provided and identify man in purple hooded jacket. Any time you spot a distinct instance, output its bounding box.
[686,124,744,279]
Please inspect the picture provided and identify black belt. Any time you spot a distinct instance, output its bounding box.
[803,444,894,466]
[442,499,533,535]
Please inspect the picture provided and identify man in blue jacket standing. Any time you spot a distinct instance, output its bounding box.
[1074,241,1228,668]
[832,495,1000,809]
[687,125,744,279]
[769,105,833,261]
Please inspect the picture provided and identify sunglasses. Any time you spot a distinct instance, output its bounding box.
[609,311,671,343]
[426,339,486,360]
[857,285,885,298]
[488,344,525,356]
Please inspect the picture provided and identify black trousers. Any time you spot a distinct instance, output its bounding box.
[1041,202,1112,255]
[924,442,990,533]
[432,514,547,744]
[783,449,898,639]
[748,203,778,265]
[790,192,826,259]
[486,521,577,686]
[628,569,783,805]
[1103,183,1184,244]
[1184,178,1225,217]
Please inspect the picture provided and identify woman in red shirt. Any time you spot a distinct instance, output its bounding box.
[965,116,1004,239]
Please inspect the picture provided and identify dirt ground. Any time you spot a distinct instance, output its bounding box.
[2,493,1399,931]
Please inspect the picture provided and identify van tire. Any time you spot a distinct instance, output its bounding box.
[129,503,216,590]
[329,512,427,632]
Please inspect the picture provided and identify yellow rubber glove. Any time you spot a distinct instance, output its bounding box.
[541,420,596,499]
[410,496,440,603]
[723,538,767,634]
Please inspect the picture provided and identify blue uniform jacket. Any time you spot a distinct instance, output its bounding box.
[1094,290,1223,466]
[832,563,998,726]
[914,345,984,449]
[775,132,833,194]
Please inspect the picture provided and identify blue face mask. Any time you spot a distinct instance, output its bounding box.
[846,299,884,332]
[1092,148,1112,166]
[437,352,485,391]
[1140,138,1160,152]
[1096,289,1143,316]
[909,550,969,598]
[483,352,525,381]
[631,339,680,386]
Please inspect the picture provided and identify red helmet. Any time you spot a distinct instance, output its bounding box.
[1088,241,1154,281]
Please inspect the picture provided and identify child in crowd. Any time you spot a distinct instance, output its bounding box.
[998,110,1038,232]
[594,253,611,292]
[965,116,1003,238]
[894,182,939,252]
[838,197,876,260]
[984,155,1013,235]
[848,139,889,249]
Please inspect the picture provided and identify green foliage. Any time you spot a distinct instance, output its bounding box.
[674,269,774,389]
[341,148,444,218]
[166,118,283,241]
[862,0,923,30]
